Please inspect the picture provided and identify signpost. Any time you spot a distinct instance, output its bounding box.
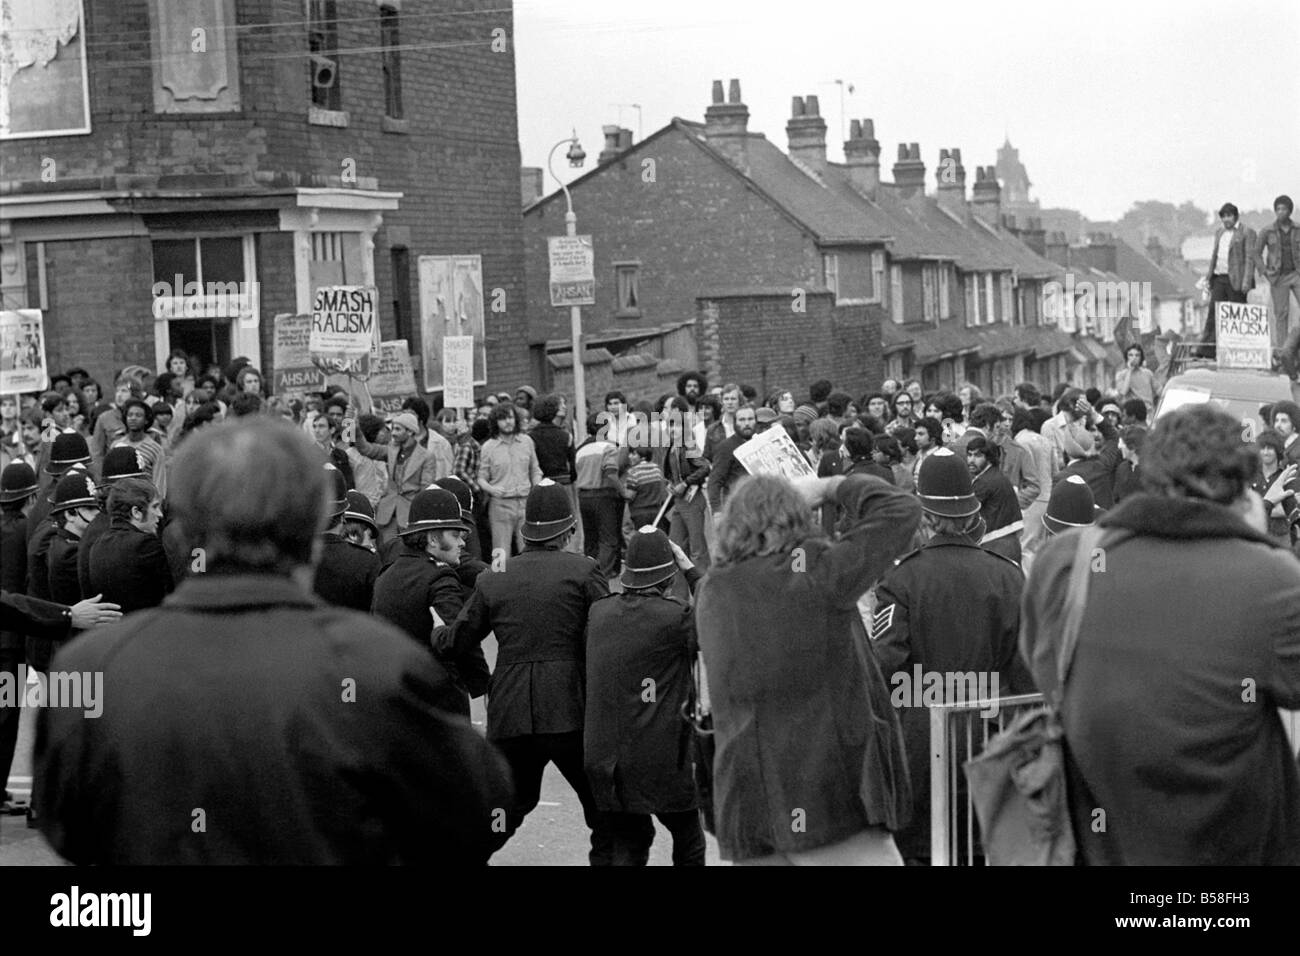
[0,309,48,394]
[1216,301,1271,370]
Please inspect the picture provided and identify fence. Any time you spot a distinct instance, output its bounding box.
[930,696,1300,866]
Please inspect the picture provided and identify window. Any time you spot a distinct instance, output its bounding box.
[1001,274,1014,324]
[985,273,996,324]
[966,273,980,327]
[391,247,411,343]
[309,0,341,112]
[823,254,839,298]
[922,264,937,322]
[615,262,641,316]
[870,250,886,304]
[890,265,904,324]
[380,5,403,119]
[939,264,950,318]
[150,236,257,373]
[309,231,364,289]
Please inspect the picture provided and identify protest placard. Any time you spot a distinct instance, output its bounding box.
[442,336,475,409]
[732,426,817,481]
[309,286,378,360]
[1216,301,1271,370]
[0,309,49,394]
[369,340,418,413]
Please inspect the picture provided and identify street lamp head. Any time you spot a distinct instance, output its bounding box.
[566,139,586,168]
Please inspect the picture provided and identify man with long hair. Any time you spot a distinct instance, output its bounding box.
[696,471,920,865]
[1023,405,1300,863]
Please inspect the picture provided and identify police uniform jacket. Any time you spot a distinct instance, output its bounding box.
[972,465,1024,564]
[436,547,608,741]
[46,527,85,609]
[34,574,513,864]
[584,565,703,815]
[1022,494,1300,864]
[87,519,175,615]
[1,511,28,652]
[695,476,921,862]
[0,589,72,639]
[25,517,55,602]
[372,550,489,717]
[76,510,110,599]
[872,533,1032,859]
[313,533,380,613]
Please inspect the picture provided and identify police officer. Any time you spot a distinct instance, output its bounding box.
[434,480,616,864]
[372,487,489,718]
[1,461,39,813]
[584,526,705,866]
[341,490,379,552]
[313,464,381,613]
[29,432,92,543]
[871,447,1033,864]
[77,447,145,598]
[46,471,100,610]
[434,475,489,591]
[1042,474,1099,538]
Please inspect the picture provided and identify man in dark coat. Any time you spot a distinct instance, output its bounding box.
[1,462,39,810]
[1059,404,1123,511]
[705,404,756,515]
[1022,406,1300,864]
[696,473,920,864]
[27,432,92,544]
[872,448,1031,864]
[77,447,145,598]
[435,480,615,863]
[967,436,1024,564]
[87,476,174,615]
[313,464,380,614]
[371,487,489,719]
[35,417,512,865]
[584,527,704,866]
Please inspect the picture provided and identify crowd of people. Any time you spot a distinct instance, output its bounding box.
[1,343,1299,866]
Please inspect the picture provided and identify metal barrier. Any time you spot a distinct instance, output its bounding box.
[929,697,1300,866]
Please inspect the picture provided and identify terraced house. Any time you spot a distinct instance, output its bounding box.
[522,79,1148,404]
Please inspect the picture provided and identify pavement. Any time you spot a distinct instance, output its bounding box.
[1,620,721,866]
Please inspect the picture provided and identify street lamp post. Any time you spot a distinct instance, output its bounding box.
[547,131,587,442]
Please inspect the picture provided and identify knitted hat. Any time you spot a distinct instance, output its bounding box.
[388,412,419,436]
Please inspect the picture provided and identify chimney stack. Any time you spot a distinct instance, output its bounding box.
[598,124,634,165]
[843,118,882,198]
[705,78,750,175]
[1145,235,1165,267]
[935,147,966,215]
[1018,215,1047,256]
[1044,230,1070,268]
[892,142,926,197]
[786,95,827,177]
[970,165,1002,227]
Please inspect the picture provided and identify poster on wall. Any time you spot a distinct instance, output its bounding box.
[1,0,92,139]
[418,255,487,394]
[0,310,49,394]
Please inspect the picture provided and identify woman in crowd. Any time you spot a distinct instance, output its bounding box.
[695,471,921,865]
[957,383,983,422]
[62,389,88,438]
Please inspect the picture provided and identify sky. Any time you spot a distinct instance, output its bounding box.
[514,0,1300,223]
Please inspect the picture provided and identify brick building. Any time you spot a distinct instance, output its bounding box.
[521,81,888,405]
[1,0,528,397]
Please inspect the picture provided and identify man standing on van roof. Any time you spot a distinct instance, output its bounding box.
[1254,195,1300,379]
[1197,202,1255,358]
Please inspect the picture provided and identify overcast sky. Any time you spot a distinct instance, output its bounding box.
[515,0,1299,223]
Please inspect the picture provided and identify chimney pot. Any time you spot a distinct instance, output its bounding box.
[849,118,862,138]
[711,80,724,104]
[728,79,742,104]
[806,95,820,116]
[898,143,909,161]
[791,96,804,116]
[909,143,920,159]
[892,141,927,196]
[706,79,750,174]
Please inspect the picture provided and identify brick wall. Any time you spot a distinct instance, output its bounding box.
[31,237,156,385]
[548,352,683,413]
[696,292,883,400]
[5,0,527,397]
[522,125,822,346]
